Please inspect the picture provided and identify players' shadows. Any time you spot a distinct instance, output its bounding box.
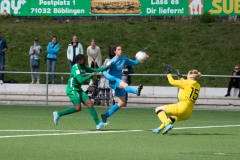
[89,129,234,136]
[144,129,234,135]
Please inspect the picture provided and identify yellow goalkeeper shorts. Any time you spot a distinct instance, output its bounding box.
[164,101,194,121]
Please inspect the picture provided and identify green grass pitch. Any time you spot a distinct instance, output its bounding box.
[0,104,240,160]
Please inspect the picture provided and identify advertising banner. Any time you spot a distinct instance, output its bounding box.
[0,0,239,17]
[204,0,240,15]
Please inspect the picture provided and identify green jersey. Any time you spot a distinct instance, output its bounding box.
[66,64,107,92]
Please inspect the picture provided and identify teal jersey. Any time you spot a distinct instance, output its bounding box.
[66,64,107,91]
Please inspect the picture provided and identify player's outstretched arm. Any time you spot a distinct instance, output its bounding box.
[85,65,107,73]
[85,61,113,73]
[86,66,108,73]
[102,71,117,82]
[74,71,93,84]
[167,74,186,88]
[164,65,185,88]
[125,58,139,66]
[70,64,94,84]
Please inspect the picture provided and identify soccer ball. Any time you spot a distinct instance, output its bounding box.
[135,51,147,63]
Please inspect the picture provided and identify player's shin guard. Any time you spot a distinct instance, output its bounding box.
[156,110,168,125]
[124,86,137,94]
[88,107,100,125]
[58,106,77,117]
[103,103,119,118]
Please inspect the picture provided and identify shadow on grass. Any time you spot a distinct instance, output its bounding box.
[144,129,235,136]
[86,129,235,136]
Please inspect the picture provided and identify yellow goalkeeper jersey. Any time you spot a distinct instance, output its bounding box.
[167,74,201,104]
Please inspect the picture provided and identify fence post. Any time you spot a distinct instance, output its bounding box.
[46,73,49,105]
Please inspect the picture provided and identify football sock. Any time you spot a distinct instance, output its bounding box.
[167,118,174,124]
[58,106,77,117]
[157,111,168,126]
[159,123,165,130]
[88,107,100,125]
[104,103,119,118]
[124,86,137,94]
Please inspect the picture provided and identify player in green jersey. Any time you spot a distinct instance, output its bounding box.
[53,54,111,129]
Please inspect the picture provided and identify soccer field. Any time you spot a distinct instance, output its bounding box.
[0,105,240,160]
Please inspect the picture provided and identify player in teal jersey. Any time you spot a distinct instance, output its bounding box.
[101,45,146,124]
[53,54,111,129]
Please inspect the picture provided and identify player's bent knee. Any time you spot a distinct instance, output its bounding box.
[118,103,124,108]
[76,108,81,112]
[74,105,82,112]
[86,104,93,108]
[156,109,163,114]
[84,100,93,108]
[155,106,164,114]
[120,81,128,88]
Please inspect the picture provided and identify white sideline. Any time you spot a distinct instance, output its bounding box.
[0,130,80,132]
[0,124,240,139]
[0,130,143,139]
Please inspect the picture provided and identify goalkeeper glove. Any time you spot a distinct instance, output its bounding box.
[163,64,173,74]
[177,69,182,78]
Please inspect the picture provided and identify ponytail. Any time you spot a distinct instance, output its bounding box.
[108,45,115,58]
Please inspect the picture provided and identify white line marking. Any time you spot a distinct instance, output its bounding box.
[0,124,239,139]
[0,130,142,139]
[0,130,80,132]
[215,153,225,155]
[1,125,240,132]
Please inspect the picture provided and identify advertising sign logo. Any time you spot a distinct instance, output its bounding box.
[0,0,26,14]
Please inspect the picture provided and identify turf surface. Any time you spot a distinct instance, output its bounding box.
[0,105,240,160]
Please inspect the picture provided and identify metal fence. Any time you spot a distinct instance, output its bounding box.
[0,71,239,105]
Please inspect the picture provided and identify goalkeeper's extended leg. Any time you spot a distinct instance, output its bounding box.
[167,116,176,124]
[152,123,166,134]
[162,116,175,135]
[152,106,172,134]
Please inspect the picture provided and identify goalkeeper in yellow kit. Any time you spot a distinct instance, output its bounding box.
[152,64,202,135]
